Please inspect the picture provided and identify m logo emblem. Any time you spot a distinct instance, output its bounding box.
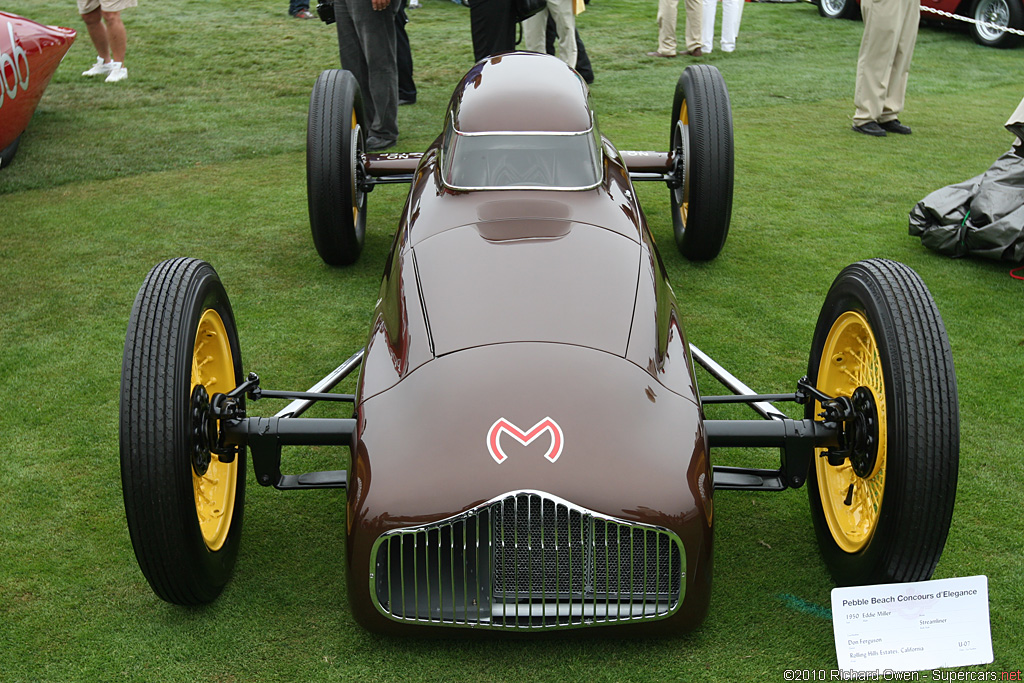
[487,417,563,465]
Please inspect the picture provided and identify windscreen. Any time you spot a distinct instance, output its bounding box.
[441,120,603,191]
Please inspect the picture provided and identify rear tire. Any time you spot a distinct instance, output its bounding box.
[120,258,246,604]
[970,0,1024,48]
[307,69,368,266]
[806,259,958,586]
[669,65,733,262]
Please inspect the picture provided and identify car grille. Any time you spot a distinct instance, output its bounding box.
[370,491,685,629]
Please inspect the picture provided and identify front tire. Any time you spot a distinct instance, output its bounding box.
[669,65,734,262]
[307,69,368,266]
[120,258,246,604]
[971,0,1024,48]
[806,259,958,586]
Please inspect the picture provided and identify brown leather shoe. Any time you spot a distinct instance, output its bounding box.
[684,48,703,56]
[646,51,676,58]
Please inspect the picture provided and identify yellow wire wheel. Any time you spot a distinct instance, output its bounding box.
[813,311,887,553]
[350,109,360,227]
[674,101,690,227]
[806,260,959,587]
[191,309,238,552]
[120,258,246,605]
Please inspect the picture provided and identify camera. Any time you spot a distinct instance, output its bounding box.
[316,1,335,23]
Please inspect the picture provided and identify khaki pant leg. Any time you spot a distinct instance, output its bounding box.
[853,0,902,125]
[683,0,703,53]
[880,0,919,123]
[546,0,577,67]
[522,8,549,53]
[657,0,679,55]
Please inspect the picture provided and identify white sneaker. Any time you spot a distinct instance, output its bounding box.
[82,57,114,77]
[105,63,128,83]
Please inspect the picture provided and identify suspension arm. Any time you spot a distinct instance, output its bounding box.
[221,417,356,489]
[705,418,839,489]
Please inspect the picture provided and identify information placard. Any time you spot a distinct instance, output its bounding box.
[831,575,993,673]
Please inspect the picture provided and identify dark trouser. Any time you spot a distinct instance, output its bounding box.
[469,0,516,61]
[289,0,309,14]
[396,0,416,102]
[334,0,399,142]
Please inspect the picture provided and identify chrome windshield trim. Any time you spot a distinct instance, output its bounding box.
[439,113,604,193]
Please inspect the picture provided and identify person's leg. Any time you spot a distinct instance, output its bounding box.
[82,8,110,62]
[880,0,918,123]
[545,13,557,53]
[573,31,593,83]
[546,0,577,67]
[720,0,742,52]
[683,0,703,54]
[470,0,515,60]
[341,0,398,143]
[102,10,127,63]
[522,8,549,53]
[334,0,373,127]
[656,0,679,56]
[395,0,416,103]
[853,0,900,126]
[700,0,715,53]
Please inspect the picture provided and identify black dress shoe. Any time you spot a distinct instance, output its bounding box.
[366,136,397,151]
[852,121,887,137]
[880,119,912,135]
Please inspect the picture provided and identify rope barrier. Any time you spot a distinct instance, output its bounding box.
[919,3,1024,38]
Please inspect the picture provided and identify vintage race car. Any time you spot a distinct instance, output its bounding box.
[0,12,76,169]
[119,53,959,635]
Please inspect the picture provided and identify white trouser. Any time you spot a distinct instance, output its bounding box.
[523,0,577,68]
[701,0,743,53]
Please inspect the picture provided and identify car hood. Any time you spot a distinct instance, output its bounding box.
[414,219,641,357]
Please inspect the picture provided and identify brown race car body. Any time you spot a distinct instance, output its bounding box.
[119,53,960,638]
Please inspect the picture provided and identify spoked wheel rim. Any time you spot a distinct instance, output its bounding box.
[672,110,690,226]
[975,0,1010,41]
[191,308,238,552]
[351,112,366,232]
[814,311,888,554]
[820,0,846,16]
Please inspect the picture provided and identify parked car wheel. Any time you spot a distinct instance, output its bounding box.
[817,0,861,19]
[971,0,1024,47]
[805,259,958,586]
[120,257,246,604]
[0,135,21,169]
[669,65,733,262]
[307,69,367,266]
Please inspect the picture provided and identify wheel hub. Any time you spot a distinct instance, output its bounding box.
[669,119,687,193]
[190,384,216,476]
[822,385,879,478]
[847,386,879,478]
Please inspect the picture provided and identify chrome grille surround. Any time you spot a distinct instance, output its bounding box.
[369,490,686,630]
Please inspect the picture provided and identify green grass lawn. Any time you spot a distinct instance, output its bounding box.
[2,1,1022,680]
